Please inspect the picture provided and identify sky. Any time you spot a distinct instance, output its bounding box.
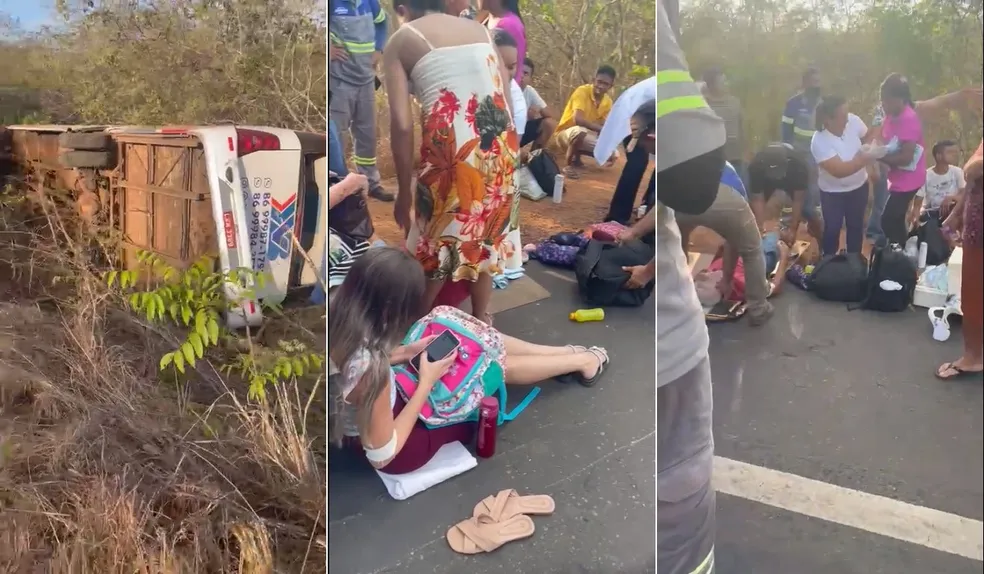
[0,0,58,31]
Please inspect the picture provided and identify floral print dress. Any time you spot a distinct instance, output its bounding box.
[403,24,520,282]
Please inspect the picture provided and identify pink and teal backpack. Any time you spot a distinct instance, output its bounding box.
[392,316,539,429]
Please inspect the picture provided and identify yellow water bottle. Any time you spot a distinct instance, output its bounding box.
[569,308,605,322]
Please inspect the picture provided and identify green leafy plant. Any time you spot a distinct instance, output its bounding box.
[105,249,324,400]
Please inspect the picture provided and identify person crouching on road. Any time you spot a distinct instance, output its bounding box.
[673,158,775,326]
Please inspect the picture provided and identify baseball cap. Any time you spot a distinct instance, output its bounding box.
[626,102,656,153]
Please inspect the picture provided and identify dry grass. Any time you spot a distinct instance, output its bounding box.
[0,186,325,573]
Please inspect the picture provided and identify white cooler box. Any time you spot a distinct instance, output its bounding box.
[912,247,962,310]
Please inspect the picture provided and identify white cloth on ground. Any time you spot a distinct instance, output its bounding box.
[375,441,477,500]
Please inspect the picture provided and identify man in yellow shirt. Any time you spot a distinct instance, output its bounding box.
[554,65,617,177]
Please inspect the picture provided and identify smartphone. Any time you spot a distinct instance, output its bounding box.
[409,331,461,373]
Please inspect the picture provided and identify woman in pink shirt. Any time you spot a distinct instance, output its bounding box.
[480,0,526,83]
[878,74,927,246]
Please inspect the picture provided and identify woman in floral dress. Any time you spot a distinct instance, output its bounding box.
[386,0,519,324]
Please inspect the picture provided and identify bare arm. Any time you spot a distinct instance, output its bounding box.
[914,87,982,120]
[818,154,871,179]
[361,378,431,469]
[720,243,739,288]
[327,174,367,209]
[383,37,415,200]
[574,109,605,133]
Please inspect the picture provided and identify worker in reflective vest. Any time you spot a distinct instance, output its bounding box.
[650,3,726,573]
[329,0,393,202]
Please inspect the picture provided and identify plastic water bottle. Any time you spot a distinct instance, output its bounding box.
[918,241,928,270]
[904,236,919,263]
[569,308,605,322]
[552,174,564,204]
[475,396,499,459]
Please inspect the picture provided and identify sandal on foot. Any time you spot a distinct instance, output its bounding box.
[565,345,587,353]
[446,514,535,554]
[473,489,555,521]
[559,347,609,387]
[935,362,984,381]
[562,166,581,179]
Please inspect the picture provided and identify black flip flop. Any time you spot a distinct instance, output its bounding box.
[935,362,984,381]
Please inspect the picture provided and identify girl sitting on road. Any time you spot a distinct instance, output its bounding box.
[328,248,610,474]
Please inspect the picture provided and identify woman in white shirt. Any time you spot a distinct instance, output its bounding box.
[810,96,877,256]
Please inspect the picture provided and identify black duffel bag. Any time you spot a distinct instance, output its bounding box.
[574,239,655,307]
[809,251,868,303]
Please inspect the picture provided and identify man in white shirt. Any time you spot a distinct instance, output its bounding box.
[910,139,966,227]
[518,58,557,149]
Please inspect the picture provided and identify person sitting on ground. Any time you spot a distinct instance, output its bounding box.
[518,58,557,151]
[554,65,618,178]
[328,248,611,474]
[909,139,966,229]
[746,142,824,250]
[491,29,527,140]
[327,172,371,291]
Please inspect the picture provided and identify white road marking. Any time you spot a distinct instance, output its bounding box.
[714,457,984,561]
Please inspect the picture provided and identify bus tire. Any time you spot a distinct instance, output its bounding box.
[58,132,112,151]
[59,150,114,169]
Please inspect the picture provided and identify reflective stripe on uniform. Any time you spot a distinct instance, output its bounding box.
[344,41,376,54]
[352,155,376,166]
[374,10,386,23]
[781,115,795,124]
[793,126,815,138]
[656,69,710,119]
[329,31,342,45]
[690,547,714,574]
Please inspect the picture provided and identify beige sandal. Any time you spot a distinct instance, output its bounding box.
[446,514,535,554]
[472,489,556,521]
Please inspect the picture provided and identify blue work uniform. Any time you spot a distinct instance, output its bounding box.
[329,0,388,194]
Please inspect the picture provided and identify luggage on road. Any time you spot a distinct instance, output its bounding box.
[575,239,655,307]
[810,252,868,303]
[859,245,918,312]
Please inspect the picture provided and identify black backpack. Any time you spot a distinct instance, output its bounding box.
[574,240,655,307]
[859,245,917,312]
[327,171,374,242]
[527,150,562,198]
[810,251,868,303]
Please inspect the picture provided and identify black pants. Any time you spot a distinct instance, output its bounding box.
[606,135,654,224]
[658,146,725,216]
[881,189,919,246]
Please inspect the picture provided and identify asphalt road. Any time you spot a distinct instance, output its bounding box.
[327,262,983,574]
